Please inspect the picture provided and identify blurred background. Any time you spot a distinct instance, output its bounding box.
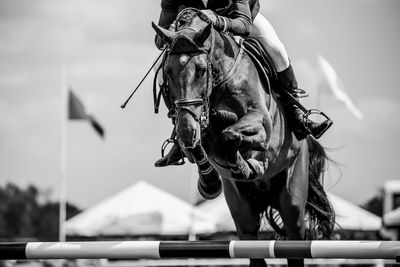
[0,0,399,251]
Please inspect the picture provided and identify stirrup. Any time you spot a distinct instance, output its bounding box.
[160,138,185,165]
[294,88,309,98]
[302,109,332,133]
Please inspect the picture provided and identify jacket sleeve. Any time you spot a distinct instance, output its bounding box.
[215,0,253,36]
[157,0,180,28]
[155,0,180,49]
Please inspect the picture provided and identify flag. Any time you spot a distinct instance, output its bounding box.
[68,89,105,138]
[317,55,363,119]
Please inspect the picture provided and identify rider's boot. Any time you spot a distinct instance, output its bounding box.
[154,87,185,167]
[154,139,184,167]
[277,64,333,140]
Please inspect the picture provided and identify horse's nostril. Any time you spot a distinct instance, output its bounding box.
[176,111,201,149]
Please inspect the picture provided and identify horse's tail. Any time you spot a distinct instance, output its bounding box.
[305,136,335,239]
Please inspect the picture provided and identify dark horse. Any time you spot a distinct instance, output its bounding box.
[153,8,335,267]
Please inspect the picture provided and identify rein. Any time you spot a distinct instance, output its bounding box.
[213,37,244,89]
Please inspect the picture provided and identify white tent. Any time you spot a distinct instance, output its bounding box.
[198,195,236,232]
[66,181,217,236]
[328,193,381,231]
[199,192,381,232]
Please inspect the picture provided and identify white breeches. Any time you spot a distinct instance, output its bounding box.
[249,13,290,72]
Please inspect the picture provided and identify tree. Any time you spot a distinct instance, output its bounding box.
[0,182,81,241]
[0,183,39,237]
[361,189,383,217]
[35,201,80,241]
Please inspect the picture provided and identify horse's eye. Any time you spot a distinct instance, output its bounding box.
[196,67,207,78]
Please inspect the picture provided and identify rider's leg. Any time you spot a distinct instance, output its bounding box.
[154,59,185,167]
[249,14,332,139]
[250,13,289,72]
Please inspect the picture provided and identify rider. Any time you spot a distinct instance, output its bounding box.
[154,0,333,167]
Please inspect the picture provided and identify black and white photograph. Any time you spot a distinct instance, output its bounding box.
[0,0,399,266]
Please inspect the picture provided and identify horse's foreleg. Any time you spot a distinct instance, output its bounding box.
[222,110,271,180]
[222,109,271,150]
[188,144,222,199]
[277,142,309,267]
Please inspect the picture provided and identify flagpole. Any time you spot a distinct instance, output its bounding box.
[189,165,197,241]
[59,63,68,242]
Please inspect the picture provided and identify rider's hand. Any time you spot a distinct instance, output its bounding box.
[201,9,218,24]
[200,10,226,32]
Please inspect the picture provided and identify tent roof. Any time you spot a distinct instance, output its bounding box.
[328,193,381,231]
[199,192,382,232]
[66,181,217,236]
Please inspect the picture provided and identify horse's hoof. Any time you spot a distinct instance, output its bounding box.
[197,173,222,200]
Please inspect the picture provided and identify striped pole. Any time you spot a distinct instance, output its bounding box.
[0,241,399,261]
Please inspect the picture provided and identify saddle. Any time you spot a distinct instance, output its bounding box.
[242,38,308,100]
[242,38,279,96]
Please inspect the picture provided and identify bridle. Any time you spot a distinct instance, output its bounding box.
[172,48,213,133]
[163,8,244,146]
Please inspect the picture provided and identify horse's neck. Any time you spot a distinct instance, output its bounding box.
[212,33,240,77]
[209,32,242,105]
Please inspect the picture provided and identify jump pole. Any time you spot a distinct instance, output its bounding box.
[0,241,399,261]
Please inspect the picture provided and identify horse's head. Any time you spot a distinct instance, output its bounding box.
[152,8,214,149]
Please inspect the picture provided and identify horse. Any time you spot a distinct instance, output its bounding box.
[152,8,335,267]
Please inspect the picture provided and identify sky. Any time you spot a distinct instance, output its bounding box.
[0,0,399,210]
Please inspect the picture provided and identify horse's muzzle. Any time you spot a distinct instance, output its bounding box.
[176,108,202,149]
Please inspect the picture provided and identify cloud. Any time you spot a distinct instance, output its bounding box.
[36,0,159,44]
[0,72,27,88]
[358,97,400,130]
[325,96,400,142]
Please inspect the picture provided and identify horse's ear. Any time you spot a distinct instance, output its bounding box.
[152,22,175,44]
[195,22,212,46]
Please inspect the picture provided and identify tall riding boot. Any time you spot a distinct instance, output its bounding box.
[154,86,185,167]
[277,65,333,140]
